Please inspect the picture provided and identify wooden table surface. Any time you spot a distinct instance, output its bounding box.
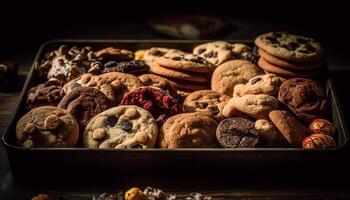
[2,20,350,199]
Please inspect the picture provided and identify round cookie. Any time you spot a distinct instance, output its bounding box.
[138,73,178,97]
[159,113,219,148]
[269,110,309,147]
[63,73,122,104]
[156,51,215,73]
[58,87,110,131]
[258,48,323,70]
[94,47,134,62]
[231,43,260,64]
[211,60,263,96]
[119,87,181,124]
[16,106,79,148]
[27,79,64,110]
[84,106,158,149]
[224,94,279,120]
[258,57,320,78]
[193,41,233,66]
[149,61,209,83]
[143,47,183,64]
[183,90,230,121]
[216,117,260,148]
[233,74,283,97]
[255,31,323,62]
[278,78,327,123]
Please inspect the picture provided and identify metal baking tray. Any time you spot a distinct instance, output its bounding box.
[2,40,349,178]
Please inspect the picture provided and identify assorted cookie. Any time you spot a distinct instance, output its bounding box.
[17,32,337,149]
[255,31,325,78]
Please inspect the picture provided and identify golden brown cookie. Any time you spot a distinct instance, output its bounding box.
[254,119,288,147]
[233,74,283,97]
[224,94,279,119]
[149,61,209,83]
[269,110,309,147]
[16,106,79,148]
[138,73,178,97]
[183,90,230,121]
[255,31,323,62]
[156,51,215,73]
[167,78,209,91]
[258,57,321,78]
[159,113,219,148]
[193,41,233,65]
[94,47,134,61]
[211,60,263,96]
[84,106,158,149]
[258,48,323,70]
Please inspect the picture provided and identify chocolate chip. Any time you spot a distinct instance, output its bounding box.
[271,32,282,38]
[106,115,118,126]
[265,36,278,44]
[297,38,308,44]
[134,144,143,149]
[122,120,133,132]
[171,56,182,61]
[196,102,209,109]
[250,77,262,84]
[305,43,316,52]
[287,42,299,50]
[105,61,117,68]
[209,106,219,115]
[70,82,81,91]
[198,48,206,54]
[204,51,214,58]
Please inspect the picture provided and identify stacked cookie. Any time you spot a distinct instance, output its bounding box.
[147,50,214,93]
[255,32,324,78]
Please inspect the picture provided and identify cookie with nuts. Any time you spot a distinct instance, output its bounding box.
[84,105,158,149]
[233,74,283,97]
[183,90,230,121]
[159,113,219,148]
[16,106,79,148]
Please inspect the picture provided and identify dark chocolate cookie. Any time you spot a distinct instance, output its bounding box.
[216,117,260,148]
[58,87,110,131]
[278,78,327,123]
[27,79,64,110]
[88,60,149,75]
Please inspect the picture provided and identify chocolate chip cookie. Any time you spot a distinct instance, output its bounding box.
[138,73,177,97]
[193,41,233,65]
[84,105,158,149]
[156,51,215,73]
[233,74,283,97]
[269,110,309,147]
[211,60,263,96]
[255,31,323,62]
[143,47,182,64]
[159,113,219,148]
[120,87,181,124]
[27,79,64,110]
[94,47,134,62]
[183,90,230,121]
[216,117,260,148]
[224,94,279,119]
[278,78,327,123]
[16,106,79,148]
[58,87,110,131]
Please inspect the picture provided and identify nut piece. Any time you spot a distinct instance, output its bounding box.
[309,119,336,137]
[92,128,107,140]
[125,187,145,200]
[44,115,62,130]
[302,133,336,149]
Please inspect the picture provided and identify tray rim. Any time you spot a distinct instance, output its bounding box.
[2,39,349,153]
